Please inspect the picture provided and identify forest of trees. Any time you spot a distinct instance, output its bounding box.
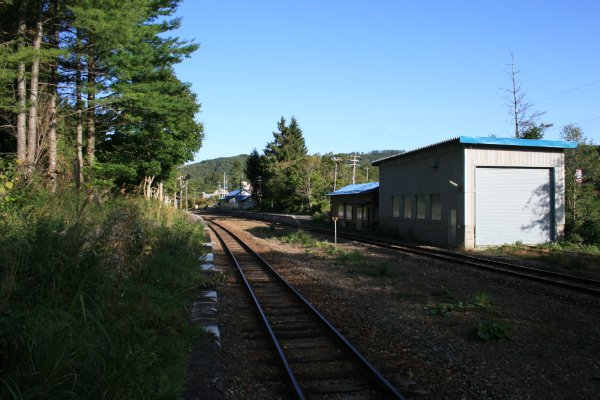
[180,154,250,194]
[0,0,203,199]
[242,116,401,213]
[178,117,401,212]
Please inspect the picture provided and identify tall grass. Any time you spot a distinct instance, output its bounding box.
[0,188,207,399]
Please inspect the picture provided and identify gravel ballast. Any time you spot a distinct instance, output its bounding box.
[207,217,600,399]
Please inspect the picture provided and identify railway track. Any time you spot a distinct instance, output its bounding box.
[207,219,406,400]
[306,226,600,297]
[210,211,600,297]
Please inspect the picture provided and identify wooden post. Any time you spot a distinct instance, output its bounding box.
[332,216,338,244]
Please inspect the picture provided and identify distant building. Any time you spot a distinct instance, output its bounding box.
[204,181,252,200]
[373,136,577,249]
[218,189,256,210]
[327,182,379,230]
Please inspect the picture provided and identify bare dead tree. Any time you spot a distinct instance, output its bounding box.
[505,52,545,138]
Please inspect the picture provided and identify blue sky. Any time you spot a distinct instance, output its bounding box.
[173,0,600,163]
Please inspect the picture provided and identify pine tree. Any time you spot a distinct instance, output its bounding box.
[263,116,308,211]
[0,0,202,199]
[265,116,307,162]
[245,149,265,204]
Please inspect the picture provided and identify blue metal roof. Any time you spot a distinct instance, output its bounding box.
[224,189,241,198]
[327,182,379,196]
[459,136,577,148]
[373,136,577,165]
[236,194,252,202]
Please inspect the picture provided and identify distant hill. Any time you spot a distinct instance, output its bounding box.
[351,150,403,165]
[179,150,403,194]
[180,154,249,193]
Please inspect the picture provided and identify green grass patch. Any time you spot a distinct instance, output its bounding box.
[0,189,208,399]
[427,291,498,316]
[471,291,497,314]
[334,250,398,278]
[480,242,600,273]
[471,320,512,341]
[280,229,319,247]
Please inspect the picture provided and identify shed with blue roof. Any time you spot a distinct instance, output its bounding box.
[218,188,256,210]
[327,182,379,230]
[372,136,577,249]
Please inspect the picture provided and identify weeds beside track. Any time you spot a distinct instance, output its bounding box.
[1,190,208,400]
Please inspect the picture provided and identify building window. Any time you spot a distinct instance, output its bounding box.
[337,205,344,218]
[345,204,352,220]
[430,194,441,220]
[403,195,412,218]
[392,196,400,217]
[416,194,426,219]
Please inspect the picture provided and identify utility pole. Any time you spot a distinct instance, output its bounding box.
[365,167,369,182]
[333,157,341,191]
[185,179,189,210]
[177,174,191,210]
[349,154,360,185]
[257,175,262,210]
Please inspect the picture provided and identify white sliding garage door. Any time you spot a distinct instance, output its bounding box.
[475,167,553,246]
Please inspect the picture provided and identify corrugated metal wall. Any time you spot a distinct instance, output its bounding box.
[464,147,565,248]
[475,167,552,246]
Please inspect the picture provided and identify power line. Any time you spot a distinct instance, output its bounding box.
[545,116,600,132]
[532,80,600,104]
[422,79,600,138]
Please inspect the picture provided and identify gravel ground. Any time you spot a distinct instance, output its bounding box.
[204,216,600,400]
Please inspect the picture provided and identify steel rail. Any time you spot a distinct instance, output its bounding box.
[208,222,305,399]
[207,219,406,400]
[319,229,600,297]
[209,211,600,297]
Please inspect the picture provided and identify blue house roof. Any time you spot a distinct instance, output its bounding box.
[458,136,578,148]
[372,136,577,165]
[221,189,242,200]
[327,182,379,197]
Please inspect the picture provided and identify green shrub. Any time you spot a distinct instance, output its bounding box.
[580,218,600,245]
[435,286,454,299]
[335,250,365,264]
[471,291,497,314]
[280,229,318,247]
[471,320,512,341]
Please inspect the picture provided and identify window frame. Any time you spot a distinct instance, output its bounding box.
[403,195,413,219]
[392,196,400,218]
[416,194,426,220]
[344,204,352,220]
[430,194,442,221]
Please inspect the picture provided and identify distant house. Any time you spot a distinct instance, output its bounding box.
[327,182,379,230]
[218,189,255,210]
[373,136,577,249]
